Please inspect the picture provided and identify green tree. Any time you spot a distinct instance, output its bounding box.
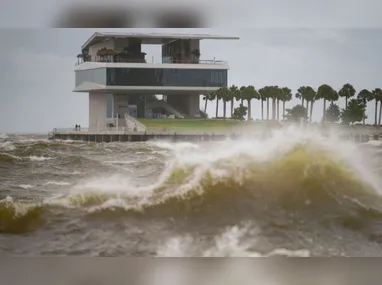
[217,87,231,120]
[372,88,382,126]
[295,87,306,107]
[202,93,209,113]
[284,105,308,123]
[258,87,267,120]
[208,90,220,118]
[202,92,214,113]
[357,89,373,125]
[263,86,271,120]
[239,86,246,105]
[317,84,336,122]
[241,85,260,120]
[303,86,317,123]
[340,99,366,125]
[324,103,340,123]
[232,104,248,121]
[279,87,292,121]
[338,83,356,110]
[229,85,240,117]
[268,86,280,120]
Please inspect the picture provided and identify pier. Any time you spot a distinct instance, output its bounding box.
[48,129,380,143]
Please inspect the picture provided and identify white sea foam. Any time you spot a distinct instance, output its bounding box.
[156,223,310,257]
[0,141,16,151]
[0,133,8,140]
[27,156,54,162]
[18,184,35,189]
[366,140,382,147]
[44,181,71,186]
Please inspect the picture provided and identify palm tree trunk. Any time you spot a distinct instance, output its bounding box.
[363,100,366,125]
[231,98,234,117]
[204,98,208,113]
[261,100,264,120]
[272,99,276,120]
[266,98,270,120]
[277,99,280,121]
[223,101,227,120]
[379,101,382,127]
[310,100,314,123]
[345,97,348,110]
[282,101,286,121]
[302,98,305,107]
[215,98,219,118]
[375,100,378,126]
[247,100,251,120]
[322,99,326,122]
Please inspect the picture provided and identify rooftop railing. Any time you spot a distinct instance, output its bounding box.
[75,55,227,66]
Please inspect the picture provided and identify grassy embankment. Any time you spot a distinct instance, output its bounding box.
[137,119,249,132]
[137,119,381,134]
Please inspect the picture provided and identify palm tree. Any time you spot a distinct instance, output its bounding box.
[208,91,219,119]
[276,88,282,121]
[263,86,271,120]
[338,83,356,110]
[239,86,246,105]
[295,87,306,107]
[241,85,260,120]
[303,86,317,123]
[269,85,279,120]
[202,93,211,113]
[258,87,267,120]
[280,87,292,121]
[317,84,336,122]
[218,87,231,120]
[372,88,382,126]
[229,85,240,117]
[357,89,373,125]
[330,90,339,105]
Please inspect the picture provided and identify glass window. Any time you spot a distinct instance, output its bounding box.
[106,68,227,87]
[75,68,107,87]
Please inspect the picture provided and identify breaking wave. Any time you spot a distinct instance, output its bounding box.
[2,127,382,244]
[0,197,44,234]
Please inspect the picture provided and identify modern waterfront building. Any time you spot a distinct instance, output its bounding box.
[74,32,239,132]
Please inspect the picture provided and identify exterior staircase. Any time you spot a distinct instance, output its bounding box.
[146,100,187,118]
[124,113,146,132]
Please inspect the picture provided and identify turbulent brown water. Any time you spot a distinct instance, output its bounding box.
[1,128,382,256]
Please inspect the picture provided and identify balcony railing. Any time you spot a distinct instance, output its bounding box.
[75,55,227,66]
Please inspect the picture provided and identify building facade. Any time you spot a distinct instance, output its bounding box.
[74,32,239,132]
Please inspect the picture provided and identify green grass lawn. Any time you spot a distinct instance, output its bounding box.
[138,119,246,131]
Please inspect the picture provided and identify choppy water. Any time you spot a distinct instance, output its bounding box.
[1,128,382,256]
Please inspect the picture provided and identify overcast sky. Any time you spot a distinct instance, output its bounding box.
[1,28,382,133]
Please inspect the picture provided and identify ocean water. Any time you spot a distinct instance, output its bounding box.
[1,127,382,256]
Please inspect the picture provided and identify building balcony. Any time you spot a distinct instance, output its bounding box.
[75,55,227,66]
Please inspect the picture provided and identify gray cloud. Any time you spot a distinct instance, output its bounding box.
[1,0,382,28]
[0,28,381,133]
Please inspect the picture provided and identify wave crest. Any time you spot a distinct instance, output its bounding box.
[0,197,44,234]
[57,142,382,228]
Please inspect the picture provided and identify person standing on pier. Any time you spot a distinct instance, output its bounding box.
[75,124,78,131]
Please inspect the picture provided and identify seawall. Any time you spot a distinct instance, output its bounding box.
[49,131,379,143]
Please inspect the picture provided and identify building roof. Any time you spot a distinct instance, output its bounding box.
[82,32,239,51]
